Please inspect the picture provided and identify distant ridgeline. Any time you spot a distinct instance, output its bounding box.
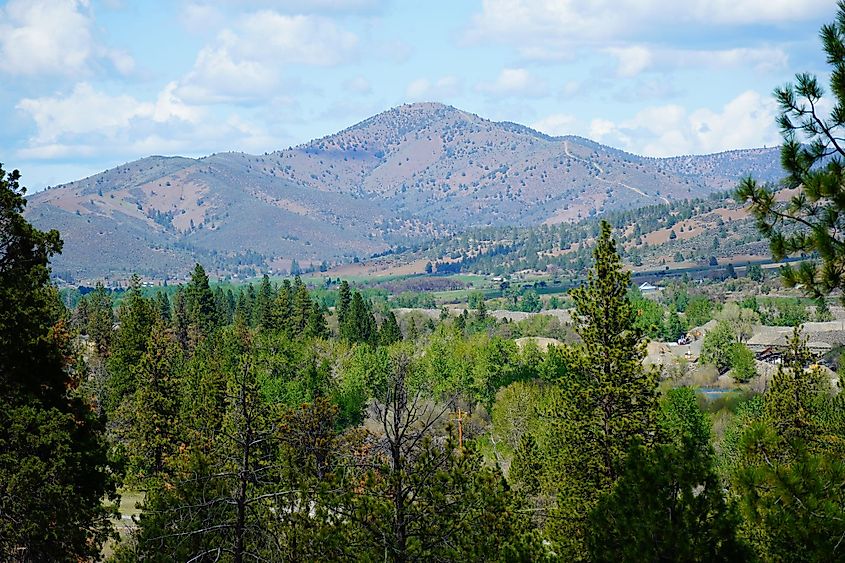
[411,190,768,276]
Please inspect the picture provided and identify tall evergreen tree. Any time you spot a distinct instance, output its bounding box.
[253,274,274,329]
[106,274,155,413]
[185,263,216,336]
[87,281,114,356]
[0,164,117,560]
[155,290,172,323]
[336,280,351,328]
[730,329,845,559]
[379,311,403,345]
[586,388,749,561]
[120,320,182,480]
[543,220,659,558]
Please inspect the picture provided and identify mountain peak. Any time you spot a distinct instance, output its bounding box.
[25,103,786,282]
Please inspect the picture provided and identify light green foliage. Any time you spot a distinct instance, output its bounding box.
[700,321,738,372]
[519,290,543,313]
[663,309,687,341]
[717,301,758,343]
[815,297,834,321]
[630,289,666,339]
[758,297,809,327]
[729,342,757,382]
[492,380,549,451]
[685,295,713,327]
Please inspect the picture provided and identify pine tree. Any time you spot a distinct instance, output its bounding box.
[185,263,216,336]
[291,277,312,334]
[214,285,231,326]
[155,291,172,323]
[106,274,155,413]
[172,288,189,347]
[270,279,293,333]
[586,387,749,561]
[0,164,117,560]
[122,320,182,479]
[253,274,275,329]
[379,311,403,345]
[305,301,327,339]
[738,2,845,297]
[730,329,845,558]
[543,220,659,558]
[341,291,376,344]
[87,281,114,356]
[336,280,351,328]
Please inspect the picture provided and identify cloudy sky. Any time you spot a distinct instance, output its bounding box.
[0,0,836,189]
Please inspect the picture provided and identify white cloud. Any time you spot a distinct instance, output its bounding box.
[476,68,548,97]
[605,46,653,78]
[181,3,226,33]
[178,12,359,103]
[531,113,578,136]
[207,0,384,14]
[0,0,133,76]
[405,76,462,101]
[606,45,789,77]
[15,82,277,160]
[587,90,780,156]
[466,0,830,60]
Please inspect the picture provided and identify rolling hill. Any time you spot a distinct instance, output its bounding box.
[24,102,784,283]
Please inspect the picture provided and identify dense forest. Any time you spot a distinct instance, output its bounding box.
[3,160,844,561]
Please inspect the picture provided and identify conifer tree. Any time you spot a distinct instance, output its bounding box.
[87,281,114,356]
[185,263,216,335]
[305,300,327,339]
[738,2,845,298]
[730,329,845,558]
[106,274,155,412]
[171,288,189,347]
[0,164,117,560]
[253,274,274,329]
[379,311,403,345]
[270,279,293,333]
[214,285,231,326]
[155,291,172,323]
[543,220,659,558]
[336,279,351,327]
[122,320,182,479]
[586,388,749,561]
[341,291,377,344]
[291,277,312,334]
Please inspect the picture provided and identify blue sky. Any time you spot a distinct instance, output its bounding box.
[0,0,836,190]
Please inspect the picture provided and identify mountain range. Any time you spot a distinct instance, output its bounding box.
[24,102,784,283]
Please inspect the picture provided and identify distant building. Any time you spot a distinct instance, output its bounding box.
[638,282,662,294]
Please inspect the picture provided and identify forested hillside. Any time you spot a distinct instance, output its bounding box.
[378,190,768,277]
